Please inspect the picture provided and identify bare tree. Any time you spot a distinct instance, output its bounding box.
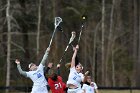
[106,0,115,86]
[92,22,101,83]
[1,0,7,56]
[138,0,140,85]
[111,40,116,87]
[136,0,140,86]
[6,0,11,92]
[101,0,105,86]
[36,0,42,58]
[133,0,139,86]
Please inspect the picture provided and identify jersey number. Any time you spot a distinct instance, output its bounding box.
[55,83,62,89]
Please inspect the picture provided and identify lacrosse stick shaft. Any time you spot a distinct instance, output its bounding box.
[59,51,66,63]
[59,43,72,64]
[48,27,57,48]
[59,44,71,64]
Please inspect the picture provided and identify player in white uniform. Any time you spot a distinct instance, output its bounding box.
[82,74,99,93]
[66,45,84,93]
[15,47,50,93]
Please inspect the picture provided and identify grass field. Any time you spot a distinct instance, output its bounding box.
[99,90,140,93]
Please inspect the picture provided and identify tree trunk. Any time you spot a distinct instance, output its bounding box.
[105,0,115,86]
[101,0,105,86]
[133,0,139,86]
[115,0,122,86]
[36,0,42,60]
[111,39,116,87]
[93,22,100,83]
[1,0,7,55]
[136,0,140,86]
[110,0,115,87]
[6,0,11,92]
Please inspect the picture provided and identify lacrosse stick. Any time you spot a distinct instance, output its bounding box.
[48,17,62,48]
[59,31,76,63]
[78,16,86,44]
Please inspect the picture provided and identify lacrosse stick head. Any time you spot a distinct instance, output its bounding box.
[54,17,62,29]
[72,31,76,36]
[69,31,76,44]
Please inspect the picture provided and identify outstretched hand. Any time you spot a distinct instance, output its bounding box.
[15,59,20,65]
[76,45,79,50]
[57,64,60,68]
[73,45,79,51]
[48,63,53,68]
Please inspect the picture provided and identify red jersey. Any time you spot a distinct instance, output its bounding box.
[48,76,66,93]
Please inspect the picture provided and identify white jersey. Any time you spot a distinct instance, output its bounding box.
[67,67,84,88]
[82,82,98,93]
[26,64,48,86]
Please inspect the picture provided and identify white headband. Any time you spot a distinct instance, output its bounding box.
[28,63,33,69]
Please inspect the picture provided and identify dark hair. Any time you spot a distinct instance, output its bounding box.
[85,81,90,85]
[51,73,58,81]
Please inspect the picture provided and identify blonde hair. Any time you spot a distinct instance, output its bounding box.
[65,63,71,68]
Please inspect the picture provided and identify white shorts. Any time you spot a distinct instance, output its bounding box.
[31,85,48,93]
[67,87,83,93]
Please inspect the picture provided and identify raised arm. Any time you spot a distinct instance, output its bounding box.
[56,64,61,75]
[71,45,79,68]
[15,59,27,77]
[40,47,50,66]
[82,71,89,82]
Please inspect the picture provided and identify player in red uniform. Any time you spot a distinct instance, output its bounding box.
[47,64,66,93]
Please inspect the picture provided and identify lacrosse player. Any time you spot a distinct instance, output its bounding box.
[66,45,85,93]
[15,47,50,93]
[47,64,66,93]
[82,73,99,93]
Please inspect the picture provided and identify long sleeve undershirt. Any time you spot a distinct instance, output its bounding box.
[17,64,27,77]
[40,49,49,66]
[57,67,60,76]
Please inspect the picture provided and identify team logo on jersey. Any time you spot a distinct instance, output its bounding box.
[37,73,42,78]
